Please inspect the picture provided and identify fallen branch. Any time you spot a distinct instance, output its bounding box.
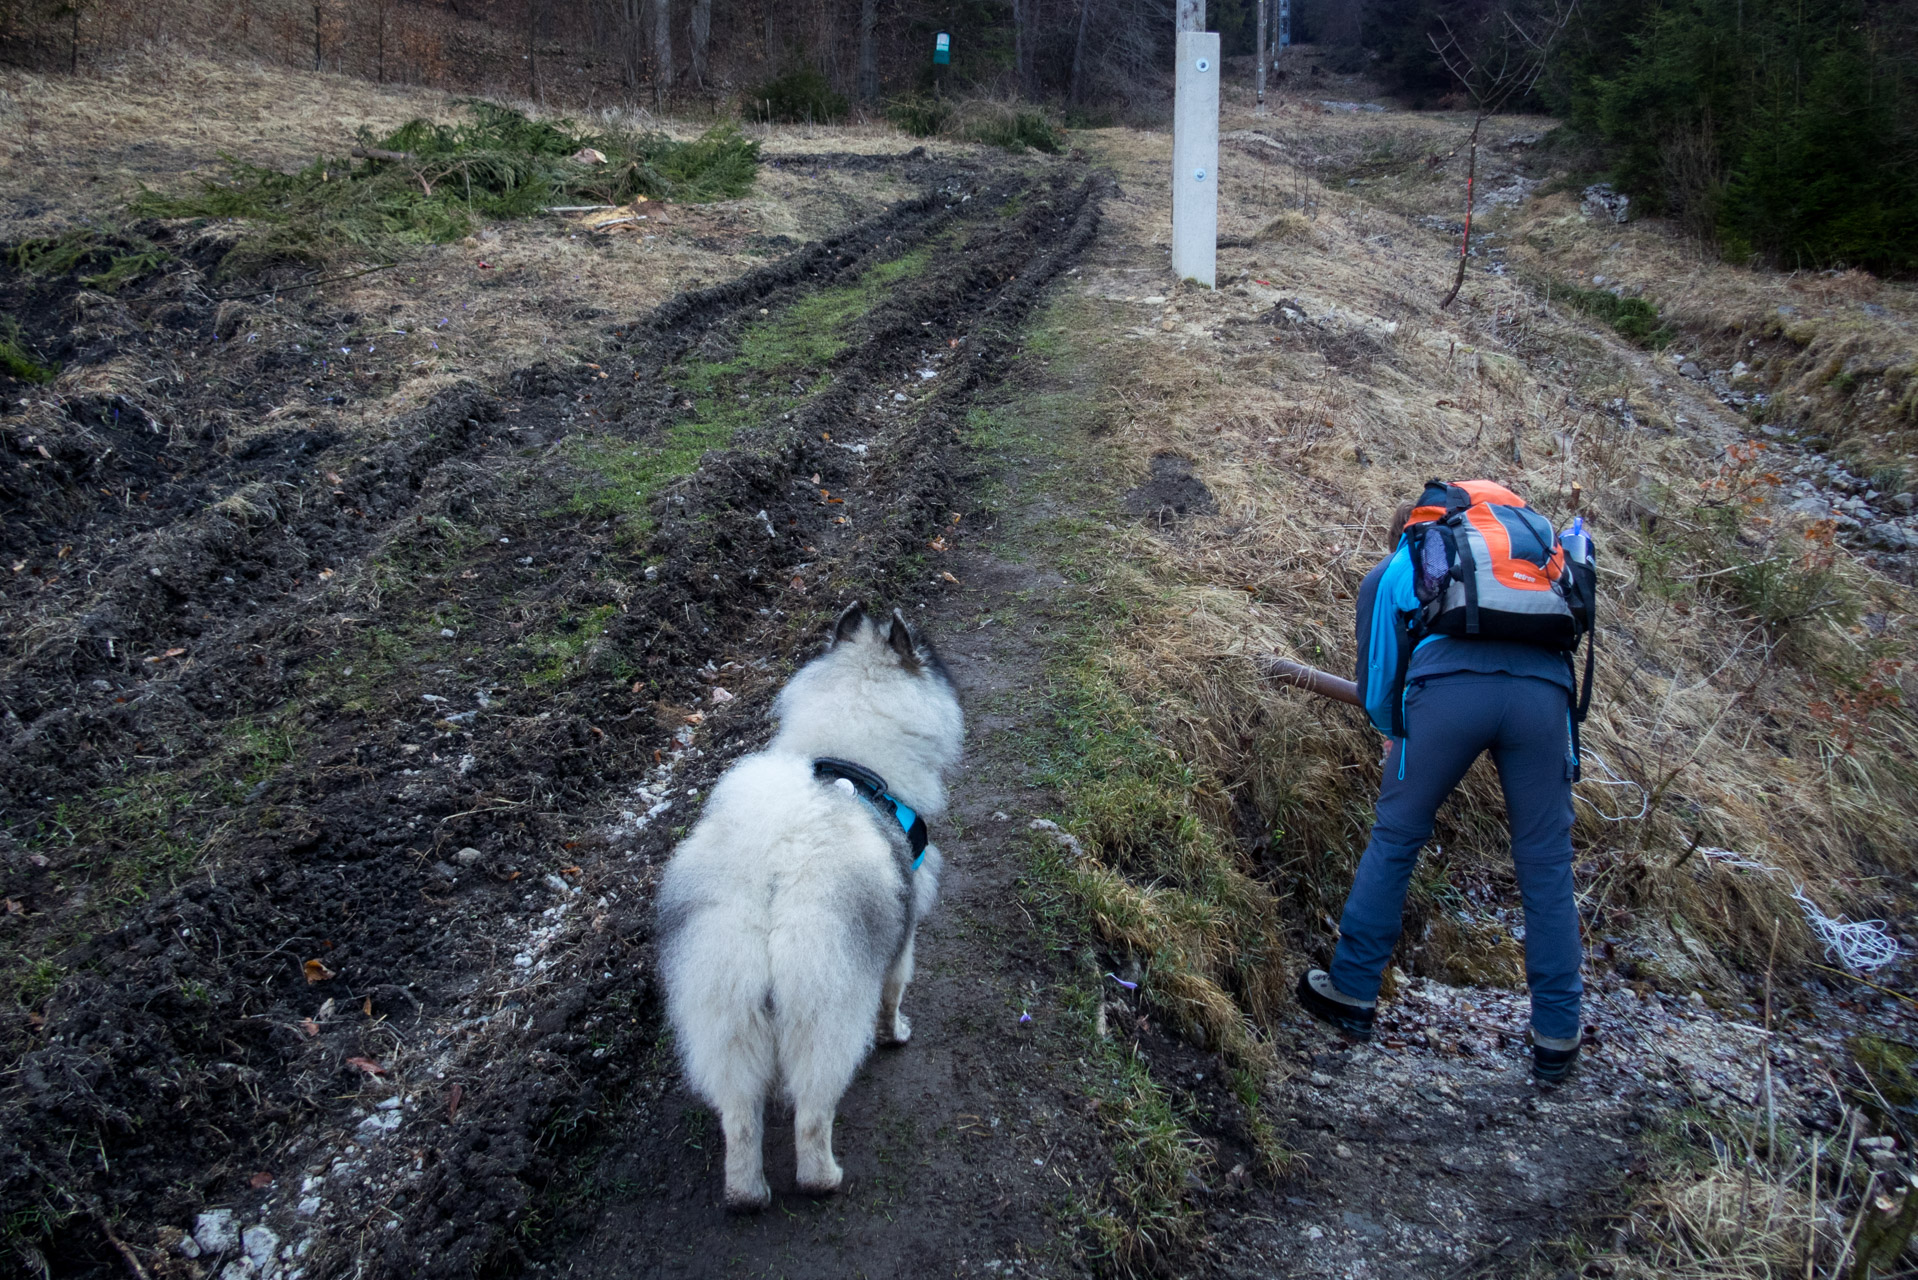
[1260,656,1362,707]
[351,146,415,162]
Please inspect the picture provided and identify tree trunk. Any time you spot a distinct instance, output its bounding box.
[375,0,386,83]
[1439,112,1483,310]
[1176,0,1203,32]
[69,0,80,74]
[313,2,323,71]
[525,0,542,102]
[691,0,712,88]
[764,0,776,61]
[621,0,642,88]
[1068,0,1092,104]
[856,0,877,103]
[1254,0,1266,110]
[1011,0,1030,95]
[652,0,673,105]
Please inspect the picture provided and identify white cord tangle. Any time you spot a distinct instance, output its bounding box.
[1570,751,1898,971]
[1697,848,1902,973]
[1573,748,1650,823]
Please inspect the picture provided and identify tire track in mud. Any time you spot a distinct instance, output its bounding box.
[0,158,1107,1278]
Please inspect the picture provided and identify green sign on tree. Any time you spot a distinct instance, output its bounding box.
[933,32,951,65]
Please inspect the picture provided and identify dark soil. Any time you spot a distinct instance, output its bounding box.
[0,155,1110,1279]
[1121,452,1218,525]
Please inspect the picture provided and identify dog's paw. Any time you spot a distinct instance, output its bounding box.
[724,1178,772,1213]
[878,1012,912,1047]
[795,1161,844,1196]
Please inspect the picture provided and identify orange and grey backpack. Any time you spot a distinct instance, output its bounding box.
[1362,479,1597,745]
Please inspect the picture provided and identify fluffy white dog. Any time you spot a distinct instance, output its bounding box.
[655,603,964,1209]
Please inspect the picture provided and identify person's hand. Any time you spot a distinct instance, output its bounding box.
[1380,736,1393,766]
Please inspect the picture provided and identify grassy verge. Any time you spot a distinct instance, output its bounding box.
[961,295,1295,1273]
[125,100,758,276]
[565,244,934,532]
[885,96,1065,154]
[1547,278,1676,349]
[1586,1069,1918,1278]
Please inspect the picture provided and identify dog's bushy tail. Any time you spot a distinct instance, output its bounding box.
[767,927,885,1111]
[665,923,778,1119]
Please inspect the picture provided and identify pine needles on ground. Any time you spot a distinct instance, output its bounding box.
[129,100,760,275]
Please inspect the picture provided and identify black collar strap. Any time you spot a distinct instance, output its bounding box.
[813,756,930,868]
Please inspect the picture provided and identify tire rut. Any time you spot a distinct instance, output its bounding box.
[0,159,1108,1280]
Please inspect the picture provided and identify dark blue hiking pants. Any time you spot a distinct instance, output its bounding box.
[1328,673,1583,1042]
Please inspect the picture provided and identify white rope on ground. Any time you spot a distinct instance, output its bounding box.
[1574,747,1650,822]
[1697,847,1903,973]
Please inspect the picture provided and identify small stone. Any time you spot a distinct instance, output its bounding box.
[243,1226,280,1267]
[1334,1143,1354,1159]
[1309,1071,1335,1087]
[355,1110,402,1137]
[454,847,483,866]
[195,1209,239,1254]
[439,628,456,639]
[178,1234,203,1259]
[296,1196,322,1218]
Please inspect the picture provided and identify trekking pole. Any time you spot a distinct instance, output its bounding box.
[1260,656,1363,708]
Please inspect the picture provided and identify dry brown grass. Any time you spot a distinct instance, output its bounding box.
[1,46,975,475]
[1052,98,1918,1010]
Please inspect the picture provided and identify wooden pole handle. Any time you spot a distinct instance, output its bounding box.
[1261,656,1363,708]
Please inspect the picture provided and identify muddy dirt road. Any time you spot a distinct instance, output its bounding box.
[1,152,1110,1278]
[8,96,1916,1280]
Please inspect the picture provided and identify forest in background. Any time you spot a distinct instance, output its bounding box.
[1357,0,1918,272]
[1,0,1913,271]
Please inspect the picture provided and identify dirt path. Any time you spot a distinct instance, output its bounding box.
[9,99,1916,1280]
[0,153,1115,1278]
[551,529,1109,1280]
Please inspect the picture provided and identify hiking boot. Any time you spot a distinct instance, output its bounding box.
[1296,969,1375,1040]
[1530,1031,1580,1084]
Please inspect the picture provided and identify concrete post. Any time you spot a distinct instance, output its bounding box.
[1171,30,1219,288]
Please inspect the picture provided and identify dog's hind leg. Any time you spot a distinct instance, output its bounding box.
[777,990,873,1195]
[675,967,776,1210]
[715,1087,772,1212]
[877,932,916,1047]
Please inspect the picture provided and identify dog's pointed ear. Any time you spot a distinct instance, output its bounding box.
[886,610,919,667]
[832,602,868,647]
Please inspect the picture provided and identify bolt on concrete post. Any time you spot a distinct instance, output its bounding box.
[1171,31,1220,289]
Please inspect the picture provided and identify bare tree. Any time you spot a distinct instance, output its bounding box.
[1012,0,1032,95]
[1068,0,1094,104]
[374,0,386,82]
[1431,0,1577,308]
[652,0,672,103]
[618,0,644,89]
[525,0,543,101]
[691,0,712,87]
[1254,0,1266,111]
[856,0,877,101]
